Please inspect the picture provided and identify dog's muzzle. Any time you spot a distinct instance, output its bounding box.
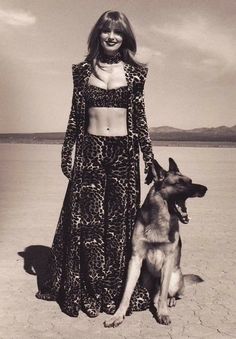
[169,184,207,224]
[171,200,190,224]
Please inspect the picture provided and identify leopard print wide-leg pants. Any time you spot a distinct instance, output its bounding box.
[80,133,131,314]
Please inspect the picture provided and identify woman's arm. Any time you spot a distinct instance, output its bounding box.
[61,66,78,179]
[133,67,154,174]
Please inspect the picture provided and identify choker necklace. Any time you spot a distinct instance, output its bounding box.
[98,52,122,64]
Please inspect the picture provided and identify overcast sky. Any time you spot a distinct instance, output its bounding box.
[0,0,235,133]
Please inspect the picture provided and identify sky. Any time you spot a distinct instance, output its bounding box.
[0,0,235,133]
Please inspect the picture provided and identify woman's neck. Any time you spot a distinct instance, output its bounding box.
[98,51,122,64]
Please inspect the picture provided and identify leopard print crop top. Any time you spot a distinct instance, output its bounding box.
[85,84,128,108]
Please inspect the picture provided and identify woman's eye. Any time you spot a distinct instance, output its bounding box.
[101,29,122,36]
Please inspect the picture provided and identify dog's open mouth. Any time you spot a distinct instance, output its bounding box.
[172,200,189,224]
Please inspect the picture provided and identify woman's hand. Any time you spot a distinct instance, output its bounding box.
[61,157,72,180]
[145,162,158,185]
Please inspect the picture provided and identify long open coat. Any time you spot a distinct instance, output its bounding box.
[43,61,154,316]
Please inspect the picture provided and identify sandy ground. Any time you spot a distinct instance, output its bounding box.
[0,144,236,339]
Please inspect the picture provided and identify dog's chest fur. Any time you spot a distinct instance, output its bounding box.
[138,188,180,275]
[141,188,179,243]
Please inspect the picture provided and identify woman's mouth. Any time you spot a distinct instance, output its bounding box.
[105,41,117,46]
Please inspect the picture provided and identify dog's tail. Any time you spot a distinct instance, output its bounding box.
[184,274,204,285]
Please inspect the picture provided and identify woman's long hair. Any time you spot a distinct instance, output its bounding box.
[86,10,143,68]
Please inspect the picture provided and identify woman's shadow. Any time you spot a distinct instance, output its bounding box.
[18,245,51,290]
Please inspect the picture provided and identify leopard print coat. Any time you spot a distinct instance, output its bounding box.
[39,61,154,317]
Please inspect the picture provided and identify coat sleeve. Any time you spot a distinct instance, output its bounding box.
[61,64,79,179]
[133,66,154,173]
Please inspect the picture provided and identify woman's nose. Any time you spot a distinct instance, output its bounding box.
[108,30,115,39]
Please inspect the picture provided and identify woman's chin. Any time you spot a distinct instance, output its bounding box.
[102,44,121,55]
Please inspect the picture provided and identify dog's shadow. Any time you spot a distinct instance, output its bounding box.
[18,245,51,290]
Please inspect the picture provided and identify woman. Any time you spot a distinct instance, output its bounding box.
[36,10,156,317]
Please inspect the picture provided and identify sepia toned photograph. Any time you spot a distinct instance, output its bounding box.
[0,0,235,338]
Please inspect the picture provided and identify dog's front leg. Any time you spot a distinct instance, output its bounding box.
[104,254,143,328]
[155,254,174,325]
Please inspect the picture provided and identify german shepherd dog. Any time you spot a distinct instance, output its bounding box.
[104,158,207,327]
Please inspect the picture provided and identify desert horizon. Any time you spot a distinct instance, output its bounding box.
[0,125,235,147]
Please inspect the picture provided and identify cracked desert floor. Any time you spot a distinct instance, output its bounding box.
[0,144,235,339]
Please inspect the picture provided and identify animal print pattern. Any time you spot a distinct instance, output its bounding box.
[81,134,150,315]
[36,61,153,317]
[81,134,130,315]
[132,68,154,174]
[85,84,128,108]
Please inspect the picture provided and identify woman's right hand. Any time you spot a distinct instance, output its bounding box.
[61,158,72,180]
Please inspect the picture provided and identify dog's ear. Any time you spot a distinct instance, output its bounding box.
[169,158,180,172]
[153,159,166,181]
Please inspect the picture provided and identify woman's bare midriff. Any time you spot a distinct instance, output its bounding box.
[87,107,128,136]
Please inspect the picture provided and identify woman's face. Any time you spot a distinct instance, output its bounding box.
[100,27,123,55]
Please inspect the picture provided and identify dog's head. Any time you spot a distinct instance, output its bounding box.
[151,158,207,224]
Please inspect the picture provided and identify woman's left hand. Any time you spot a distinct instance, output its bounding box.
[145,162,158,185]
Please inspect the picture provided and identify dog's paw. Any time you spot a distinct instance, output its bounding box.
[157,314,171,325]
[104,313,125,328]
[168,297,176,307]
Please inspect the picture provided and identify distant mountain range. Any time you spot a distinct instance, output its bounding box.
[149,125,236,142]
[0,132,64,144]
[0,125,236,144]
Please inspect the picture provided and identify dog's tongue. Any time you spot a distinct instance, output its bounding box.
[175,201,189,224]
